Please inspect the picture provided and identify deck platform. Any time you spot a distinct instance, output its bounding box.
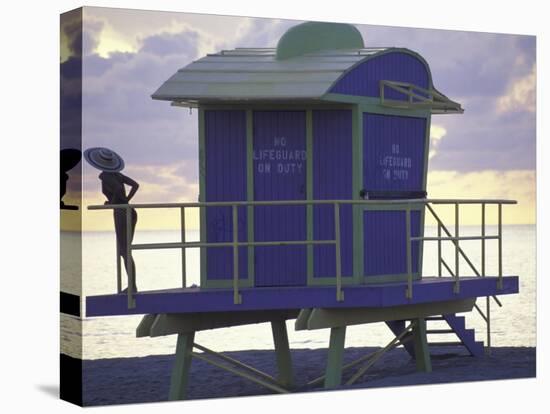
[85,276,518,317]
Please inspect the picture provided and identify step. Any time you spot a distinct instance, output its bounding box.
[443,315,484,357]
[443,314,466,327]
[429,341,463,347]
[425,316,445,321]
[459,329,476,343]
[468,341,485,357]
[426,329,455,334]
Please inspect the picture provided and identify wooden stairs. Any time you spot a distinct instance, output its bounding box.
[426,314,484,356]
[386,313,484,358]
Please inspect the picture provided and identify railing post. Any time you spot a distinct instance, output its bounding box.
[481,203,486,277]
[454,203,460,294]
[405,207,413,299]
[126,206,135,309]
[116,237,122,294]
[426,203,482,279]
[334,203,344,302]
[232,205,242,305]
[180,207,187,288]
[498,203,503,290]
[437,221,442,277]
[486,296,492,354]
[482,203,491,354]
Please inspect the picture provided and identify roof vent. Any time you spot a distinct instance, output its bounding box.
[276,21,364,60]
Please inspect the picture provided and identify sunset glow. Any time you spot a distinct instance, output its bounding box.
[60,8,536,232]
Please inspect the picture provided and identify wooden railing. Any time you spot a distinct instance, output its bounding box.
[415,200,516,352]
[89,198,516,318]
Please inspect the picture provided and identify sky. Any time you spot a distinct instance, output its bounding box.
[60,6,536,231]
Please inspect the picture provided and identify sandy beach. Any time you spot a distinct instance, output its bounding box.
[82,345,535,406]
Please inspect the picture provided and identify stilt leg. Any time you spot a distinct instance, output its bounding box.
[324,326,346,388]
[169,332,195,400]
[412,318,432,372]
[271,319,294,388]
[386,320,416,358]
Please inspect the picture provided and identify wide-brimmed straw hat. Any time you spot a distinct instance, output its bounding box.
[84,147,125,172]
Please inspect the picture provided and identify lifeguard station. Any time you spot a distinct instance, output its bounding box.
[87,22,519,399]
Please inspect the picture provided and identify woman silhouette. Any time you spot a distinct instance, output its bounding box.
[84,147,139,293]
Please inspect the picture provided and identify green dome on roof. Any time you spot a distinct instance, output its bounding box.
[276,21,364,60]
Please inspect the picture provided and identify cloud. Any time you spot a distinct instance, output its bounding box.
[230,18,300,48]
[357,25,535,100]
[78,13,302,231]
[82,18,103,55]
[139,31,200,57]
[61,10,83,151]
[61,10,83,58]
[355,24,536,173]
[83,7,285,59]
[75,8,535,230]
[429,124,447,159]
[497,64,536,114]
[79,14,299,187]
[81,29,201,167]
[428,94,535,171]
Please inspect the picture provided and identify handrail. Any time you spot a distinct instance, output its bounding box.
[425,204,503,307]
[411,200,514,354]
[88,198,516,210]
[88,198,515,322]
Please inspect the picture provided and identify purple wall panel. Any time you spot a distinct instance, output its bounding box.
[330,52,430,99]
[204,110,248,280]
[253,111,307,286]
[312,110,353,278]
[364,210,421,277]
[363,113,427,193]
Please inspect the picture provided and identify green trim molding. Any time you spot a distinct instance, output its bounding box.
[198,107,207,287]
[352,104,364,282]
[246,109,255,284]
[306,109,314,284]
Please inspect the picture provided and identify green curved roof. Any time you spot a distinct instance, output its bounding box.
[152,47,429,104]
[151,23,466,112]
[276,22,364,60]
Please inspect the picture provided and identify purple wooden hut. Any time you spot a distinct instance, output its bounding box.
[152,21,463,290]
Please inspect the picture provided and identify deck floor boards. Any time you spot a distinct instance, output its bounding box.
[85,276,518,317]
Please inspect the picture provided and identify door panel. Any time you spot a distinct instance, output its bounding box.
[312,109,353,278]
[253,111,307,287]
[204,110,248,281]
[363,210,421,278]
[362,113,426,280]
[363,113,427,194]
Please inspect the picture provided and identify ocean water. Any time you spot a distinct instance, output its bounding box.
[60,225,536,360]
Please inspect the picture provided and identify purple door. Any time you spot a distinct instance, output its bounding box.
[253,111,307,286]
[363,113,426,279]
